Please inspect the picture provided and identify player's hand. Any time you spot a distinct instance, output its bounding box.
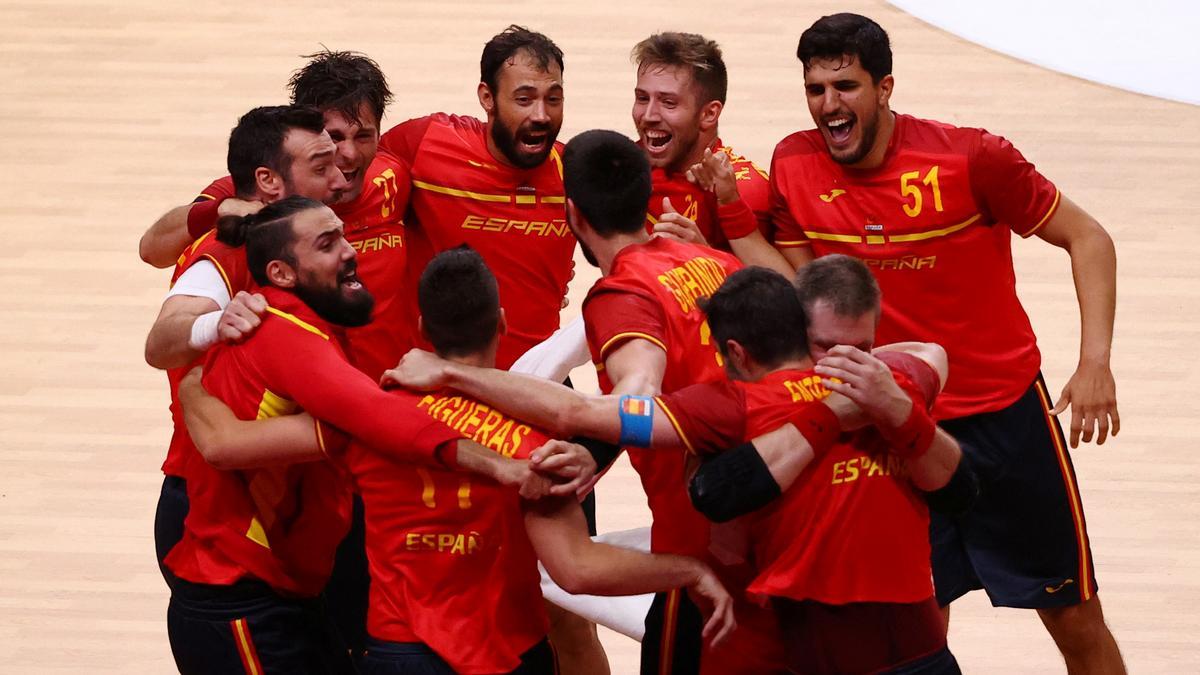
[686,148,739,205]
[1050,359,1120,447]
[494,458,553,500]
[216,197,265,219]
[381,349,451,391]
[814,345,912,428]
[687,564,737,647]
[651,197,708,246]
[217,291,268,343]
[530,440,598,499]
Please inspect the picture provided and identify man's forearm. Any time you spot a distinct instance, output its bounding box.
[906,428,961,492]
[140,204,194,268]
[145,306,212,369]
[445,363,598,438]
[1068,227,1117,364]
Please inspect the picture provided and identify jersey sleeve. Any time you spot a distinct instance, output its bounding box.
[874,351,940,410]
[255,321,462,464]
[969,130,1061,238]
[654,380,747,454]
[379,115,436,165]
[195,176,236,202]
[582,287,669,361]
[767,152,808,248]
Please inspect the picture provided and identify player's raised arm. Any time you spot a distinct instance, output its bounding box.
[523,494,735,646]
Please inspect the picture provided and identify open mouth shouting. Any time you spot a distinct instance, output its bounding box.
[823,114,856,150]
[519,125,551,155]
[641,128,673,162]
[338,262,363,292]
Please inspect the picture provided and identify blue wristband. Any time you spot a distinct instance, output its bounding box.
[618,395,655,447]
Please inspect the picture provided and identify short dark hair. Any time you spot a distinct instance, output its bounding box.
[562,130,651,236]
[480,25,564,92]
[288,49,393,126]
[227,105,326,198]
[701,267,809,368]
[632,32,727,104]
[418,247,501,358]
[794,254,881,317]
[216,196,323,286]
[797,13,892,83]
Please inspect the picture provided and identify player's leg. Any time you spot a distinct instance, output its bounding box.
[939,374,1123,673]
[546,600,609,675]
[1038,595,1125,674]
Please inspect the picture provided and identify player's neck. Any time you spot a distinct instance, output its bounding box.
[754,356,815,380]
[596,231,652,275]
[847,109,896,171]
[444,351,495,370]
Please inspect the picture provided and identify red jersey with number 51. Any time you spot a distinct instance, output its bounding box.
[770,113,1060,419]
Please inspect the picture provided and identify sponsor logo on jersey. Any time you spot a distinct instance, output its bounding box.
[460,214,571,238]
[819,188,847,203]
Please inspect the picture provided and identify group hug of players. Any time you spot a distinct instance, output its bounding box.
[140,12,1126,675]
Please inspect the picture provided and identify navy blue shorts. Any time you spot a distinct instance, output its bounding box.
[167,578,355,675]
[931,374,1097,609]
[154,475,189,590]
[361,636,556,674]
[326,493,369,656]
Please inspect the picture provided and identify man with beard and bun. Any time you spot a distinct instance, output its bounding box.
[143,105,348,598]
[631,32,789,276]
[177,247,737,675]
[140,52,423,654]
[769,13,1124,674]
[163,197,570,675]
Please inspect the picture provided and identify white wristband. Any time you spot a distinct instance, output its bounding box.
[188,310,222,351]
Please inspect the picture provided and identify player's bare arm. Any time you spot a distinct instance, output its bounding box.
[139,198,264,268]
[384,348,684,448]
[178,366,328,469]
[522,493,735,646]
[1035,194,1120,448]
[686,148,792,276]
[144,291,267,370]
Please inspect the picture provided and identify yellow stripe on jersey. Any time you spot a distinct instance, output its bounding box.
[265,306,329,340]
[541,195,566,204]
[255,388,297,421]
[245,516,270,549]
[1019,188,1061,238]
[886,213,981,243]
[654,396,695,454]
[804,231,865,244]
[412,180,512,203]
[599,331,668,359]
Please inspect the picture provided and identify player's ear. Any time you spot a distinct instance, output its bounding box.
[876,74,894,108]
[265,259,297,289]
[496,307,508,337]
[565,198,586,232]
[724,339,748,376]
[417,316,429,343]
[477,82,495,116]
[255,166,284,201]
[698,99,723,133]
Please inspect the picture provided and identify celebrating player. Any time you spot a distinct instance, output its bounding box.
[769,13,1123,673]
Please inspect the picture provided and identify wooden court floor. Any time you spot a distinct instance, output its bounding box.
[1,0,1197,672]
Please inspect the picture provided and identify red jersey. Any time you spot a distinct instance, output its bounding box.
[656,354,939,605]
[161,231,254,476]
[184,162,412,381]
[770,113,1060,419]
[346,389,548,674]
[380,114,575,368]
[582,237,742,558]
[646,138,773,250]
[164,287,461,596]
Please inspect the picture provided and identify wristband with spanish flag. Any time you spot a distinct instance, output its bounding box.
[878,400,937,460]
[186,198,223,239]
[717,197,758,240]
[788,402,841,455]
